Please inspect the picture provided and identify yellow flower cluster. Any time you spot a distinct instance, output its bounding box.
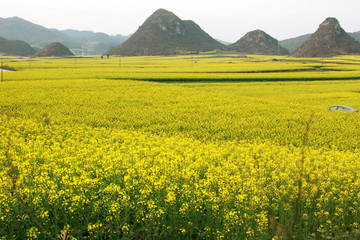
[0,55,360,239]
[1,113,360,238]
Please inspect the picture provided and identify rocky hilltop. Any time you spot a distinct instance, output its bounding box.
[108,9,225,56]
[292,17,360,57]
[33,42,74,57]
[229,30,289,55]
[0,36,36,56]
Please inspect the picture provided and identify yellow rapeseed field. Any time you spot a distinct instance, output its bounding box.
[1,55,360,239]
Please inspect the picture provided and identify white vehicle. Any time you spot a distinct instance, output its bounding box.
[328,105,358,112]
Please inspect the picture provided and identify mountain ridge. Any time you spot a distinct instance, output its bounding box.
[0,16,129,55]
[0,16,71,48]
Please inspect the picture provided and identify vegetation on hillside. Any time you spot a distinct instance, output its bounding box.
[229,30,289,55]
[279,34,311,54]
[109,9,225,56]
[0,36,35,56]
[293,18,360,57]
[0,16,129,55]
[33,42,74,57]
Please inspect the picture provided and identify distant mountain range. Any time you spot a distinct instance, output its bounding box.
[107,9,360,57]
[0,16,129,55]
[1,12,360,57]
[279,34,312,54]
[54,29,129,55]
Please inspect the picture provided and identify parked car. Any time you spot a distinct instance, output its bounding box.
[328,105,358,112]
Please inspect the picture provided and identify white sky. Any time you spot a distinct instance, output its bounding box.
[2,0,360,42]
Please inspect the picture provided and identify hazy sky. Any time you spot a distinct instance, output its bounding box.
[2,0,360,42]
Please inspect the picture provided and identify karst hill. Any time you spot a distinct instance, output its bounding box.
[0,36,36,56]
[229,30,289,55]
[292,17,360,57]
[33,42,74,57]
[108,9,225,56]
